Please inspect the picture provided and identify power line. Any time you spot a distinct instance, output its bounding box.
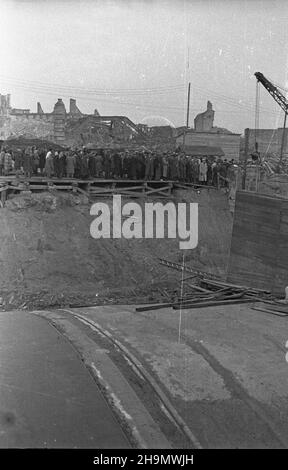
[0,75,185,95]
[1,75,284,123]
[2,76,280,117]
[0,73,275,113]
[0,83,187,113]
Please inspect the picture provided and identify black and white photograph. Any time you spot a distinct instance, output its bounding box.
[0,0,288,460]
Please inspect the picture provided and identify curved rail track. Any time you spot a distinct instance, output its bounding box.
[61,309,202,449]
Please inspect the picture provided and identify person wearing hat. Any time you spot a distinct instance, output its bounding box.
[162,153,169,180]
[44,149,54,178]
[66,151,76,179]
[0,147,5,176]
[23,146,33,178]
[3,148,13,176]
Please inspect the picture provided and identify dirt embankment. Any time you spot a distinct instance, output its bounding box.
[0,189,232,309]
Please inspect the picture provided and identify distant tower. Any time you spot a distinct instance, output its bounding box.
[69,98,82,116]
[194,101,215,132]
[53,98,66,144]
[0,94,11,116]
[37,102,44,114]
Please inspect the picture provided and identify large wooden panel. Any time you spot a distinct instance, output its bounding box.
[274,200,288,292]
[227,191,288,294]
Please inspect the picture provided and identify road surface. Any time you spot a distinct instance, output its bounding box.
[2,303,288,449]
[0,311,130,448]
[55,303,288,449]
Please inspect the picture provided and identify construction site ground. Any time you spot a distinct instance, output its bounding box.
[35,304,288,448]
[0,187,232,310]
[1,187,288,448]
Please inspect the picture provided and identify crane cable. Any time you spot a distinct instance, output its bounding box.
[254,77,278,175]
[255,75,284,163]
[255,80,260,152]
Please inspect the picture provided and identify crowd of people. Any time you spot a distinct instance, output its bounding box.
[0,145,236,187]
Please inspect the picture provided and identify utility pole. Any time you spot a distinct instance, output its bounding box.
[183,82,191,148]
[186,82,191,128]
[280,112,287,162]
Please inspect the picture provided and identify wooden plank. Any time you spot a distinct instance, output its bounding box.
[89,187,114,194]
[274,199,288,292]
[173,182,217,190]
[91,190,146,198]
[172,298,259,310]
[177,289,238,305]
[251,306,288,317]
[175,291,245,304]
[111,190,148,197]
[227,191,283,293]
[89,188,138,193]
[7,186,25,191]
[256,301,288,313]
[90,189,173,199]
[145,185,172,195]
[202,277,270,293]
[27,185,49,190]
[147,189,173,197]
[158,258,213,277]
[145,184,171,190]
[75,187,91,198]
[112,185,145,192]
[184,283,213,293]
[48,186,73,190]
[136,302,174,312]
[89,184,146,194]
[173,183,191,190]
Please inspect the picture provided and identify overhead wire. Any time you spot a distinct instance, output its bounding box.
[0,75,185,95]
[1,77,281,119]
[1,74,284,118]
[1,74,284,130]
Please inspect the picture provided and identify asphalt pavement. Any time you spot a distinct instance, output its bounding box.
[0,311,130,448]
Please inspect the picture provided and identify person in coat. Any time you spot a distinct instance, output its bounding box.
[53,151,60,178]
[23,147,33,178]
[39,149,46,175]
[32,147,40,175]
[44,150,54,178]
[66,152,76,178]
[0,148,5,176]
[59,151,66,178]
[199,158,208,184]
[3,150,13,176]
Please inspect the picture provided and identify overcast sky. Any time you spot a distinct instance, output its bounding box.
[1,0,288,133]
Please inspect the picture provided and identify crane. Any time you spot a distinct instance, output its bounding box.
[254,72,288,160]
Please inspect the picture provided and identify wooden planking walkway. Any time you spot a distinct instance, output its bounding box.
[0,176,216,199]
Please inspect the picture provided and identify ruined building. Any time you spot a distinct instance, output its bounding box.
[0,93,146,147]
[0,94,88,144]
[194,100,215,132]
[0,94,11,116]
[176,101,241,161]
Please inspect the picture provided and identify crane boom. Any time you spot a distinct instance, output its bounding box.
[255,72,288,114]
